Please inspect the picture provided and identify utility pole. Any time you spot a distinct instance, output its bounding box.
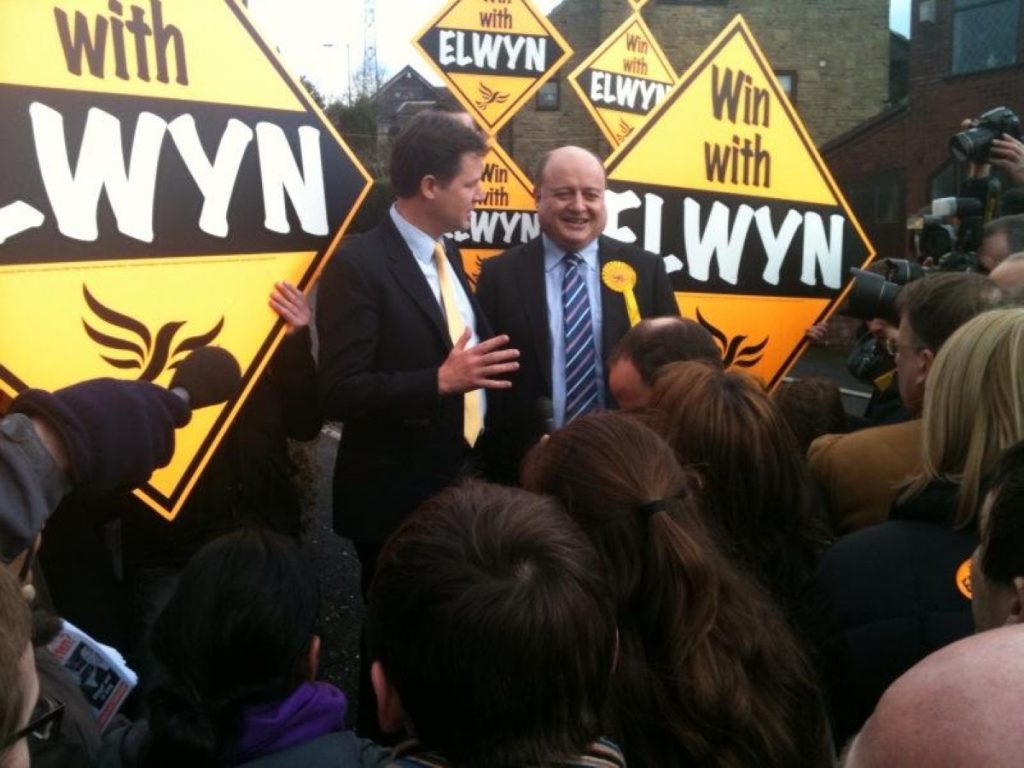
[362,0,378,95]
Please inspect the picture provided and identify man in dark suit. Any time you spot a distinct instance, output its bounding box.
[316,112,519,584]
[476,145,678,482]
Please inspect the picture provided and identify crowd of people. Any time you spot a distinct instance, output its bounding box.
[3,108,1024,768]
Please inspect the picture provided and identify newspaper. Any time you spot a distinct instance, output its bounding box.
[45,619,137,731]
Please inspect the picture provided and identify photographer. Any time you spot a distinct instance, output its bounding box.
[979,214,1024,273]
[990,133,1024,188]
[808,272,1002,533]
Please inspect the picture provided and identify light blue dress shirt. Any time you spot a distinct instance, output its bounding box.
[390,205,484,418]
[543,234,604,427]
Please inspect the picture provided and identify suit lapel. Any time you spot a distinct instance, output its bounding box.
[519,238,552,390]
[448,240,493,339]
[381,217,451,347]
[598,237,630,365]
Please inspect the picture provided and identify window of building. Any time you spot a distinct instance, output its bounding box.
[536,80,560,111]
[774,70,797,105]
[847,173,905,225]
[952,0,1020,74]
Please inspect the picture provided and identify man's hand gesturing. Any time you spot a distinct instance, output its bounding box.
[438,329,520,395]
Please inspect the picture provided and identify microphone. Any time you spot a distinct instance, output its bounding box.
[169,347,242,409]
[538,396,556,436]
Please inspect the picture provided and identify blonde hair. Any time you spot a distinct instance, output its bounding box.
[904,308,1024,526]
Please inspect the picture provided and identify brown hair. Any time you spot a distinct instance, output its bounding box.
[645,361,829,604]
[389,110,486,198]
[0,565,32,751]
[772,377,848,454]
[367,481,615,768]
[895,272,1003,352]
[521,413,831,768]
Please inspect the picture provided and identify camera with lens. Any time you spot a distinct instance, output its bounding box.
[950,106,1022,164]
[844,259,921,325]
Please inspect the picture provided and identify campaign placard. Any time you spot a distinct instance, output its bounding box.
[414,0,572,135]
[451,142,537,285]
[604,15,875,387]
[0,0,372,518]
[568,13,676,147]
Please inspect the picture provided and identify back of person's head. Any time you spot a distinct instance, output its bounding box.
[896,272,1003,353]
[521,412,830,768]
[843,625,1024,768]
[905,308,1024,528]
[0,565,33,768]
[389,110,487,198]
[983,213,1024,252]
[609,318,722,411]
[973,440,1024,632]
[772,377,849,454]
[143,529,320,768]
[366,482,615,768]
[610,317,722,382]
[645,361,828,603]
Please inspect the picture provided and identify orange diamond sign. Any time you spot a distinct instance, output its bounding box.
[568,13,676,148]
[0,0,372,518]
[414,0,572,135]
[604,15,874,387]
[451,142,537,286]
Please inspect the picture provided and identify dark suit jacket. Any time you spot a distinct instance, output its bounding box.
[316,215,491,543]
[475,235,679,482]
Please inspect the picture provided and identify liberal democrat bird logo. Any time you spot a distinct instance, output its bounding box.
[696,308,768,369]
[81,285,224,382]
[613,118,634,144]
[474,82,510,112]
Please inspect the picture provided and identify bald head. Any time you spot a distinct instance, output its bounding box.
[844,626,1024,767]
[535,146,607,253]
[989,252,1024,298]
[609,317,721,411]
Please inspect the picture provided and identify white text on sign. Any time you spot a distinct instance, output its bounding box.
[439,31,546,72]
[605,190,844,290]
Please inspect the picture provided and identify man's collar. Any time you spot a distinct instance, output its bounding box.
[542,234,601,273]
[391,204,441,265]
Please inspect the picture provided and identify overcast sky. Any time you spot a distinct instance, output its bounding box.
[247,0,912,104]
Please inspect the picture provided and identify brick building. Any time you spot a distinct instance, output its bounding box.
[824,0,1024,259]
[503,0,891,176]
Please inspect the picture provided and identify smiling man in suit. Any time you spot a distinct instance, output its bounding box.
[475,145,678,482]
[316,111,519,587]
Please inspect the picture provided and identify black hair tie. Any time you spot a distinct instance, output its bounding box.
[640,499,668,518]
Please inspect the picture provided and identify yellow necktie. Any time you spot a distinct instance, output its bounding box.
[434,242,483,447]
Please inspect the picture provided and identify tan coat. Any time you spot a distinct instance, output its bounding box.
[808,419,922,534]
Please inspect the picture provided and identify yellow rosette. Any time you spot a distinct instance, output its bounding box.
[601,261,641,327]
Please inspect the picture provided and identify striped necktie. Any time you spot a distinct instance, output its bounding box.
[433,242,483,446]
[562,252,599,422]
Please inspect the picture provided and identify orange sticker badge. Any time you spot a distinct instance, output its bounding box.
[603,15,875,388]
[0,0,372,519]
[957,558,972,600]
